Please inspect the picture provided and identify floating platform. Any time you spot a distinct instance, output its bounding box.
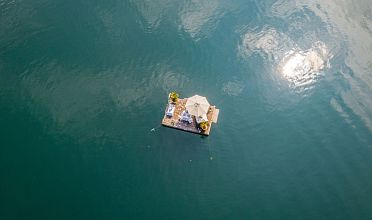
[161,97,219,136]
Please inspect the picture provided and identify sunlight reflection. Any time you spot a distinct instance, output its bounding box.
[240,27,332,89]
[278,42,331,87]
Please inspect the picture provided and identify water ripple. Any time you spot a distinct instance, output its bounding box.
[278,41,331,88]
[239,0,372,135]
[222,80,245,96]
[131,0,175,29]
[240,26,331,90]
[0,0,46,50]
[239,26,294,62]
[179,0,221,40]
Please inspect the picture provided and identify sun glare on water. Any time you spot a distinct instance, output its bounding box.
[278,42,331,87]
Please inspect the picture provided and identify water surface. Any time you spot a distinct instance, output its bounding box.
[1,0,371,219]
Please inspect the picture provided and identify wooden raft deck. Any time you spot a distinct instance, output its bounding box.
[161,98,219,136]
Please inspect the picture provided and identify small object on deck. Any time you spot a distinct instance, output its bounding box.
[161,93,219,136]
[165,103,175,117]
[180,110,193,124]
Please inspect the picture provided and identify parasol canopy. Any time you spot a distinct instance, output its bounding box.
[185,95,210,117]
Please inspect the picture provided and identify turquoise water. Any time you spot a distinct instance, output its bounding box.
[1,0,372,219]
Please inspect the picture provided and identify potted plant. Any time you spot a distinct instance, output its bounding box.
[169,92,179,103]
[199,121,208,131]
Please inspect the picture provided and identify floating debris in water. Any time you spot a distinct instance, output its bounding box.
[150,128,156,132]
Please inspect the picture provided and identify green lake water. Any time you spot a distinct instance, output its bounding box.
[1,0,371,219]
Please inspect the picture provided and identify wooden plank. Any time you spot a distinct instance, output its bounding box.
[212,108,219,123]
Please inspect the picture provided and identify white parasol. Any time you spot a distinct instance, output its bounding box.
[185,95,210,117]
